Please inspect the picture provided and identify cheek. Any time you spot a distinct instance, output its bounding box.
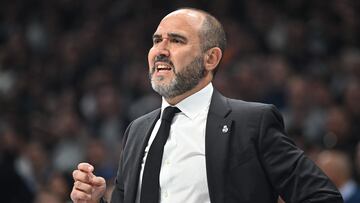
[148,48,155,68]
[172,54,192,69]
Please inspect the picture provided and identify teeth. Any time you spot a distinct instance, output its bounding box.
[158,65,168,69]
[156,63,171,70]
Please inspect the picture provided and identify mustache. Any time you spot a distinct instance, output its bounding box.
[154,55,174,67]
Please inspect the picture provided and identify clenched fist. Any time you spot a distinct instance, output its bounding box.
[71,163,106,203]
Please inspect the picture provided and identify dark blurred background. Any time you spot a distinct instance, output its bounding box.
[0,0,359,202]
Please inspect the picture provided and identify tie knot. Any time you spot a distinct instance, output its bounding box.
[162,106,180,122]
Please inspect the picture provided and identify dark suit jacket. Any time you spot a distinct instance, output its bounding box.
[109,90,343,203]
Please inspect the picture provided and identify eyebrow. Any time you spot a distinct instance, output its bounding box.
[153,33,188,42]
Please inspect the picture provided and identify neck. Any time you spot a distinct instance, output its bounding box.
[165,77,211,105]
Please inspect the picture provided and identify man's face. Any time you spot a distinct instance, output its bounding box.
[148,11,206,99]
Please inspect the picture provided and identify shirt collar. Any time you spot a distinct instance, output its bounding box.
[161,83,213,120]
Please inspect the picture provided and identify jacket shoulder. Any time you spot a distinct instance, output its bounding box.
[226,98,275,114]
[131,108,160,126]
[225,98,285,126]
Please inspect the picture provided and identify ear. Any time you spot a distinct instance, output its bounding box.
[204,47,222,73]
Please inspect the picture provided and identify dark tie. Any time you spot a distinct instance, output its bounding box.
[140,106,180,203]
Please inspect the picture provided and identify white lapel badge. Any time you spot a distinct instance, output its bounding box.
[222,125,229,133]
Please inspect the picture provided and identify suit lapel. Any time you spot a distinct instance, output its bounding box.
[126,109,160,203]
[126,90,232,203]
[206,90,232,203]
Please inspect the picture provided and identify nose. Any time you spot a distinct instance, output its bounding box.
[155,39,170,57]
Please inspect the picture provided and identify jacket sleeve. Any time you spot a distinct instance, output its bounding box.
[257,105,343,203]
[109,121,134,203]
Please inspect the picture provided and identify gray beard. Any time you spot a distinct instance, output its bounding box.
[149,56,206,99]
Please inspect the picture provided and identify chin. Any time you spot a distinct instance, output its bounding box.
[154,76,172,84]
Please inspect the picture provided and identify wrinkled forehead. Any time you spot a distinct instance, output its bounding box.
[155,9,205,36]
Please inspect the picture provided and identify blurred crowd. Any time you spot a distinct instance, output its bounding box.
[0,0,359,202]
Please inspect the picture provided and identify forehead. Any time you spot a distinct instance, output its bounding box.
[154,10,205,38]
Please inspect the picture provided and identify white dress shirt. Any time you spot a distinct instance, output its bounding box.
[135,83,213,203]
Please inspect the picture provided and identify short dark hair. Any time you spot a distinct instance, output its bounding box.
[176,8,226,75]
[175,8,227,53]
[198,11,227,54]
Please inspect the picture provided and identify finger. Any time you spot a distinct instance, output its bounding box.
[72,170,91,183]
[91,176,106,187]
[77,162,94,173]
[74,180,93,194]
[70,186,92,201]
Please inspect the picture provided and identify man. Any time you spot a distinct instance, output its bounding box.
[71,8,343,203]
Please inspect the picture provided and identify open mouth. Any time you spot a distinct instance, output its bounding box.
[155,63,172,72]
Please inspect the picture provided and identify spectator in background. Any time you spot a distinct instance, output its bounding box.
[282,76,310,135]
[324,106,355,155]
[355,143,360,183]
[50,107,87,173]
[262,55,289,109]
[46,172,72,203]
[92,83,125,147]
[344,79,360,140]
[33,189,63,203]
[0,124,35,202]
[85,138,118,201]
[317,150,360,203]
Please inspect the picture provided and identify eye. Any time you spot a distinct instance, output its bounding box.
[153,38,162,44]
[171,38,184,44]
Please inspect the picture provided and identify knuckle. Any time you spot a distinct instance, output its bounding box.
[71,189,91,201]
[74,180,81,188]
[73,170,87,181]
[75,180,92,193]
[83,183,92,192]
